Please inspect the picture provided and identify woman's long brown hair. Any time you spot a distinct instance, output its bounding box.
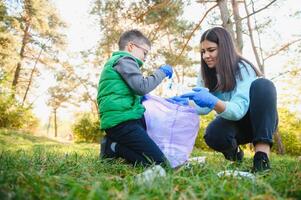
[200,27,261,92]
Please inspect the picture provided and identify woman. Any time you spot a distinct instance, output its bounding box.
[181,27,278,172]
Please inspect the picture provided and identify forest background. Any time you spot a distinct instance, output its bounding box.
[0,0,300,155]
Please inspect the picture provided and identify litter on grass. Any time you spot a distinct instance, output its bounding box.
[217,170,255,181]
[188,156,206,164]
[184,156,206,168]
[135,165,166,185]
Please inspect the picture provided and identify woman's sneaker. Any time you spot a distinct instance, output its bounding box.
[236,146,244,162]
[223,146,244,162]
[252,151,270,172]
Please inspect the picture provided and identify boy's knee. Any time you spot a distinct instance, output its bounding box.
[154,158,166,165]
[142,156,166,167]
[144,149,166,165]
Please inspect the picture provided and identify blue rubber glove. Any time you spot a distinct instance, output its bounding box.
[159,64,173,79]
[141,95,149,102]
[180,87,218,109]
[166,96,189,106]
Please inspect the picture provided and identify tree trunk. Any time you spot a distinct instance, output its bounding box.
[181,66,185,85]
[47,115,51,137]
[250,0,266,74]
[12,23,30,90]
[174,3,218,83]
[231,0,243,53]
[54,109,58,137]
[22,44,44,104]
[243,0,264,74]
[77,78,99,119]
[274,129,285,154]
[218,0,236,42]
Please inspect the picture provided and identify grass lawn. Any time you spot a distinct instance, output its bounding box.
[0,129,300,200]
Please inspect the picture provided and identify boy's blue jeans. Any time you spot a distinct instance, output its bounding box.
[104,116,166,166]
[204,78,278,159]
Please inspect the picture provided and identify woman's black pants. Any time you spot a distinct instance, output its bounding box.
[204,78,278,159]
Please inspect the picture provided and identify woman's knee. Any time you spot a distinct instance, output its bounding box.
[204,121,236,152]
[250,78,278,115]
[251,78,277,97]
[204,125,217,148]
[204,119,237,151]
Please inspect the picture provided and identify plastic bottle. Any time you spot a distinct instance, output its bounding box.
[135,165,166,185]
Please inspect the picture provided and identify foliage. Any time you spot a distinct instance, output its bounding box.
[0,1,19,80]
[194,112,215,151]
[90,0,197,80]
[3,0,67,103]
[0,93,38,131]
[47,64,82,137]
[0,130,300,199]
[47,66,79,110]
[71,113,103,143]
[274,107,301,156]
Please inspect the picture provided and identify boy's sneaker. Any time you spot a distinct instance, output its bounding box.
[223,146,244,162]
[100,136,116,159]
[252,151,270,172]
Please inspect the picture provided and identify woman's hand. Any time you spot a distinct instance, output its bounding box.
[180,87,218,109]
[166,96,189,106]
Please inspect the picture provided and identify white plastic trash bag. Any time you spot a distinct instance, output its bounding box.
[143,95,200,168]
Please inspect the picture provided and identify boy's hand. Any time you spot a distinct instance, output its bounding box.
[141,95,148,102]
[159,64,173,79]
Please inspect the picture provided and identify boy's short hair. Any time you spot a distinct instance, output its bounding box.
[118,29,151,50]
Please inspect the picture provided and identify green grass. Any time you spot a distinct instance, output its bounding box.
[0,129,300,200]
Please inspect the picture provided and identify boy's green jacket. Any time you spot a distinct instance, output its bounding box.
[97,51,145,129]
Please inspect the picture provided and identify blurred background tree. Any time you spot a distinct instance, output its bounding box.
[0,0,300,154]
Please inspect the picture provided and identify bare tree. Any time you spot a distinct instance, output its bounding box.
[218,0,236,44]
[47,67,80,137]
[22,42,48,105]
[243,0,264,73]
[231,0,243,53]
[8,0,66,101]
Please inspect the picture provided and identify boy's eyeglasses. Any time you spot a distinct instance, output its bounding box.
[131,42,149,57]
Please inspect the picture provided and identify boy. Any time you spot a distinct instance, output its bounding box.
[97,29,173,166]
